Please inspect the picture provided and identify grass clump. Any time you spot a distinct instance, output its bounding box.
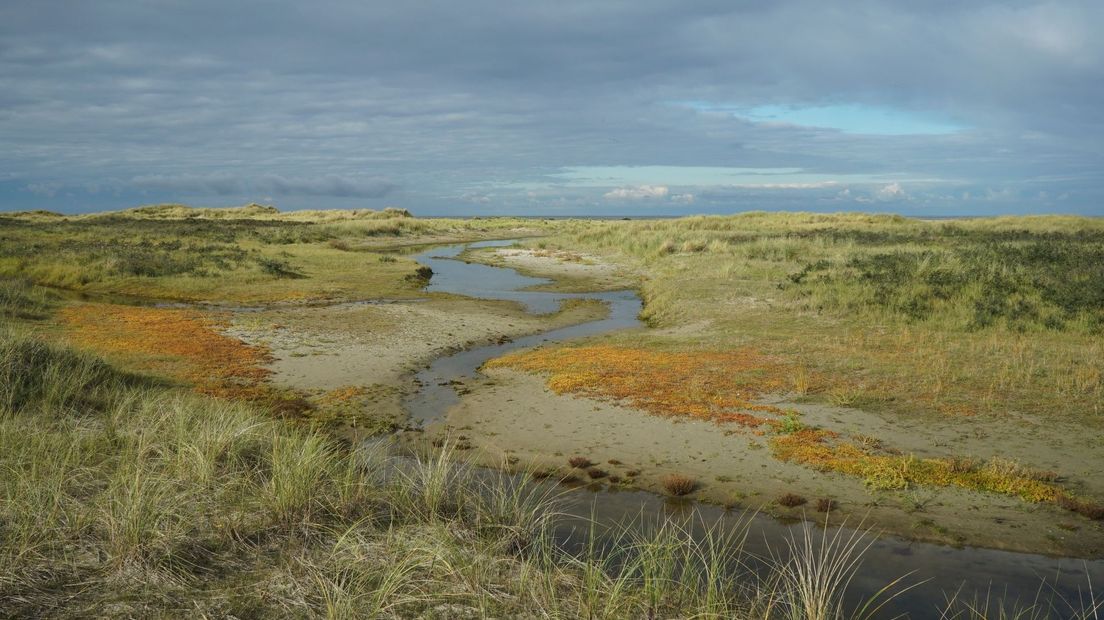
[0,330,147,415]
[778,493,808,508]
[256,256,305,278]
[662,473,697,496]
[0,279,56,320]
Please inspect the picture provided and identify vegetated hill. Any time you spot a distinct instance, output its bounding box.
[3,210,66,220]
[84,203,414,221]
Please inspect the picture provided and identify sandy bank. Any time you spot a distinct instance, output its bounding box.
[439,368,1104,558]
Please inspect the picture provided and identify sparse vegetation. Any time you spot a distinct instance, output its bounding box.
[769,428,1104,517]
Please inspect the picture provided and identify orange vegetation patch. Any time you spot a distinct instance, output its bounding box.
[485,345,791,426]
[60,303,306,412]
[768,429,1096,511]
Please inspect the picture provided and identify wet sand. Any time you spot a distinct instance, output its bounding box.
[441,368,1104,557]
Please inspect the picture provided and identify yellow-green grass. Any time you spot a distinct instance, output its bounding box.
[768,428,1097,509]
[0,205,566,303]
[533,212,1104,423]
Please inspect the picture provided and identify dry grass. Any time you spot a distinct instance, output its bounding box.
[778,493,808,508]
[568,456,593,468]
[662,473,698,496]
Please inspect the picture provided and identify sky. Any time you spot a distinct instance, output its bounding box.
[1,1,1102,216]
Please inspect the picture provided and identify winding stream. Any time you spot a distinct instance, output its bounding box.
[402,239,1102,616]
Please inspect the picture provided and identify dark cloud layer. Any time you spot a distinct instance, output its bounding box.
[1,1,1101,215]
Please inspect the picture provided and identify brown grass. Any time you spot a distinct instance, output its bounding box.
[587,469,608,479]
[1057,495,1104,520]
[567,456,592,468]
[778,493,807,508]
[661,474,697,496]
[816,498,837,512]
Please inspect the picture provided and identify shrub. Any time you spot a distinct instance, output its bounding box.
[256,257,304,279]
[587,468,608,479]
[661,473,697,496]
[1057,495,1104,520]
[404,265,433,283]
[567,456,592,468]
[778,493,807,508]
[816,497,837,512]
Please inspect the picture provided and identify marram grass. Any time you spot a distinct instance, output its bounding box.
[1,330,1098,617]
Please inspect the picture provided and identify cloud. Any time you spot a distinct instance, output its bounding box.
[24,182,61,197]
[730,181,841,190]
[0,1,1101,214]
[256,175,396,198]
[876,182,909,201]
[131,173,243,195]
[125,173,395,199]
[459,191,492,204]
[604,185,670,200]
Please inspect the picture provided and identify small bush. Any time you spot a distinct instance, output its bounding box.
[567,456,592,468]
[947,456,979,474]
[816,498,837,512]
[587,468,608,479]
[256,257,304,278]
[404,265,433,283]
[778,493,807,508]
[1057,495,1104,520]
[777,411,805,434]
[661,473,697,496]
